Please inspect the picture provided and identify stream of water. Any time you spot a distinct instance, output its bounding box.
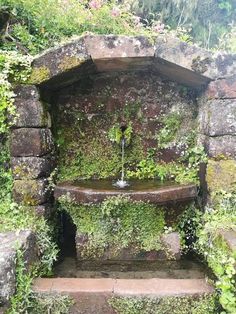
[114,138,129,188]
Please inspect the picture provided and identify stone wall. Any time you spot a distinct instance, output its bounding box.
[53,71,198,181]
[10,85,55,215]
[199,74,236,199]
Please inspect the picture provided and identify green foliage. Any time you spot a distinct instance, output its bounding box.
[7,249,37,314]
[108,122,133,146]
[7,249,70,314]
[109,294,218,314]
[59,195,166,258]
[0,50,31,134]
[196,191,236,314]
[127,128,207,185]
[0,0,156,54]
[156,112,183,149]
[30,294,73,314]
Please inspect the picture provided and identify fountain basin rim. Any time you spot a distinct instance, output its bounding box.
[54,181,197,204]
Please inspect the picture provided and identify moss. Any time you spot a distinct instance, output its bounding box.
[206,159,236,193]
[108,294,218,314]
[28,66,50,84]
[14,180,42,206]
[59,195,167,259]
[58,56,85,71]
[56,117,144,181]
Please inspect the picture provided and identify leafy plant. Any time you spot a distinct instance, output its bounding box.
[59,195,167,259]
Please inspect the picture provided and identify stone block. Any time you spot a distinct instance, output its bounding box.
[10,128,54,157]
[206,159,236,192]
[206,75,236,99]
[199,99,236,136]
[14,98,51,128]
[11,156,55,179]
[14,85,39,100]
[76,231,181,261]
[13,179,50,205]
[0,231,37,306]
[30,37,90,85]
[33,203,54,218]
[206,136,236,158]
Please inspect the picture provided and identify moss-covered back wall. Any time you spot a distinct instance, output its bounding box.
[52,71,199,181]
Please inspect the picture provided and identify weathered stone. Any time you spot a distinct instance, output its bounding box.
[199,99,236,136]
[14,85,39,100]
[154,35,212,80]
[14,98,51,128]
[206,75,236,99]
[55,182,197,205]
[13,179,50,205]
[0,231,37,306]
[206,136,236,158]
[76,231,181,262]
[34,203,54,218]
[85,35,154,73]
[205,53,236,80]
[30,36,90,86]
[11,156,55,179]
[29,35,220,90]
[161,232,181,260]
[206,159,236,192]
[218,229,236,254]
[10,128,54,157]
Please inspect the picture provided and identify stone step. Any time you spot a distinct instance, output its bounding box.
[33,277,214,314]
[33,277,214,296]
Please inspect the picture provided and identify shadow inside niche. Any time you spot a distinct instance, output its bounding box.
[59,211,77,259]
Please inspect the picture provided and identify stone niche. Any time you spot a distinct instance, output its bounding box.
[52,71,198,182]
[10,35,236,262]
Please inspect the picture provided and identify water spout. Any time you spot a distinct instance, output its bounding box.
[114,137,129,188]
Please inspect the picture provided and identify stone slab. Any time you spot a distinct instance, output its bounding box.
[199,99,236,136]
[206,75,236,99]
[54,183,197,205]
[30,37,90,85]
[0,231,37,306]
[13,179,50,205]
[11,156,54,179]
[33,277,214,296]
[10,128,54,157]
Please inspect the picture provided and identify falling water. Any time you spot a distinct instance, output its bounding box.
[114,137,129,188]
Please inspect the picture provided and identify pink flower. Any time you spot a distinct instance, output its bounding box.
[89,0,102,9]
[133,16,141,25]
[153,22,165,33]
[111,7,120,17]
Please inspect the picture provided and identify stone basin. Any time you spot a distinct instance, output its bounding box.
[54,179,197,204]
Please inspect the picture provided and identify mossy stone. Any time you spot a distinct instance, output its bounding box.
[206,159,236,193]
[28,66,51,85]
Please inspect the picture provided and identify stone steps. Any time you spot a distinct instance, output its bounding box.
[33,277,214,314]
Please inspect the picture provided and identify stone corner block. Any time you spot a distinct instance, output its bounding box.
[13,179,51,206]
[0,230,38,306]
[10,128,54,157]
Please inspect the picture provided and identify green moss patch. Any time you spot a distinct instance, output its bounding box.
[108,294,218,314]
[59,195,167,259]
[29,66,50,84]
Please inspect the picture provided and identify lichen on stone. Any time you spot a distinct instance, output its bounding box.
[58,56,85,71]
[28,66,51,85]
